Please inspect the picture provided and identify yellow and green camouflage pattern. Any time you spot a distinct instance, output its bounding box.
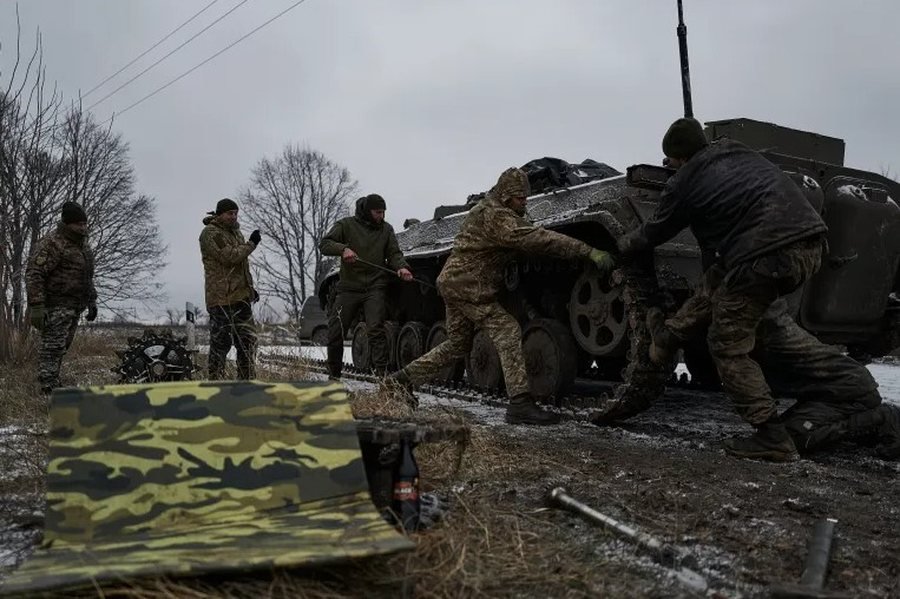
[2,380,413,596]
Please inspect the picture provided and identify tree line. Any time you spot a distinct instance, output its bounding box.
[2,19,358,362]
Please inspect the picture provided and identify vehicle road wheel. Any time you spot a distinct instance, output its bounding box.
[351,322,370,370]
[397,321,428,369]
[311,326,329,347]
[523,318,578,402]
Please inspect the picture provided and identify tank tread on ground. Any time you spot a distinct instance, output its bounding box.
[318,119,900,415]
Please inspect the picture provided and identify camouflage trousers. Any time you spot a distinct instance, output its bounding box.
[327,288,387,376]
[38,306,81,390]
[666,236,824,425]
[756,307,883,452]
[401,300,529,398]
[208,302,257,380]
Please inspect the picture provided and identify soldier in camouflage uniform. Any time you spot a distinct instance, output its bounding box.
[661,267,900,460]
[26,202,98,394]
[387,167,615,425]
[319,194,413,378]
[618,117,830,461]
[199,198,261,380]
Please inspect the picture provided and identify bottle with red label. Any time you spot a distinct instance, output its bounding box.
[392,438,420,532]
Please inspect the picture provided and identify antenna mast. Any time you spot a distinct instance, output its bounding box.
[677,0,694,118]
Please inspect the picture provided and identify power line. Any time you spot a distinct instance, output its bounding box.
[103,0,311,125]
[86,0,250,112]
[82,0,222,99]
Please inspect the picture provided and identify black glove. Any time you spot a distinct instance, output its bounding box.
[86,304,98,322]
[249,229,261,245]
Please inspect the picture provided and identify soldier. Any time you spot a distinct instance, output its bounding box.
[26,202,98,394]
[617,116,829,461]
[199,198,261,380]
[652,267,900,461]
[319,193,413,378]
[386,167,615,425]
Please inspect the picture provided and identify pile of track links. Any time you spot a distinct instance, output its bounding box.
[112,329,195,384]
[258,353,713,425]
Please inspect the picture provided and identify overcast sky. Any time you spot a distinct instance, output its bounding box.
[3,0,899,319]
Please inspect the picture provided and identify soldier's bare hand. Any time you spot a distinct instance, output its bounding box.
[398,267,413,282]
[342,248,358,263]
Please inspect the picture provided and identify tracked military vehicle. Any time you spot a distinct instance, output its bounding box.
[317,0,900,415]
[317,118,900,414]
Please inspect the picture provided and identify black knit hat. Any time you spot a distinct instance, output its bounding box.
[215,198,239,215]
[61,202,87,224]
[364,193,386,211]
[662,117,709,160]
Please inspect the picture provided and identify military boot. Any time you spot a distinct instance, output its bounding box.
[839,405,900,460]
[724,419,800,462]
[646,308,678,365]
[505,393,561,425]
[382,370,419,409]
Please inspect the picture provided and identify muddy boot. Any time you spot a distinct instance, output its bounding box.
[382,369,419,409]
[646,308,678,365]
[724,419,800,462]
[505,393,560,425]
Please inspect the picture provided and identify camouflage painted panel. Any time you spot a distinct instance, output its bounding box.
[2,381,413,596]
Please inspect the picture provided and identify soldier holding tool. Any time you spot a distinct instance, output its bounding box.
[319,194,413,378]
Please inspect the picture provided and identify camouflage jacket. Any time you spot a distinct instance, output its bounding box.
[26,224,97,310]
[199,215,257,308]
[437,190,593,304]
[319,200,409,292]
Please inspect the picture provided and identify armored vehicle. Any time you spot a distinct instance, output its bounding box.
[297,295,330,346]
[317,118,900,414]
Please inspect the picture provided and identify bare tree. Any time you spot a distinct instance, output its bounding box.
[240,145,354,321]
[165,307,183,326]
[0,15,64,361]
[0,15,166,362]
[53,108,167,307]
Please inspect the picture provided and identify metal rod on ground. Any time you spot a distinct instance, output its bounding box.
[547,486,708,593]
[771,518,848,599]
[354,256,437,289]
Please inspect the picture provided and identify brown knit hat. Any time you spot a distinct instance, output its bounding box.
[661,117,709,160]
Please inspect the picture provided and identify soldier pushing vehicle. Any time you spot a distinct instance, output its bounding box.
[199,198,261,380]
[319,193,413,378]
[385,167,615,425]
[614,116,897,462]
[26,202,99,394]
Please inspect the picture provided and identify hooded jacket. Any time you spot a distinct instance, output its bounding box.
[319,198,409,292]
[26,224,97,310]
[626,139,827,269]
[199,215,257,308]
[437,168,593,304]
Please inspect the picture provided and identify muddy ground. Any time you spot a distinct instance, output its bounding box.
[1,334,898,597]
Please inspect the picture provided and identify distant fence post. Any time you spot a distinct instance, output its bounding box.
[185,302,197,352]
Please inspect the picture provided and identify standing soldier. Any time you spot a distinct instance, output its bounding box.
[199,198,261,380]
[386,167,615,425]
[617,117,828,461]
[319,194,413,378]
[26,202,98,394]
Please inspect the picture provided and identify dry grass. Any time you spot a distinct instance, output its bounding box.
[3,337,621,598]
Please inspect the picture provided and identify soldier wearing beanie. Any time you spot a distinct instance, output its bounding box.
[199,197,261,380]
[26,201,98,393]
[384,168,615,425]
[319,193,413,378]
[614,116,831,462]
